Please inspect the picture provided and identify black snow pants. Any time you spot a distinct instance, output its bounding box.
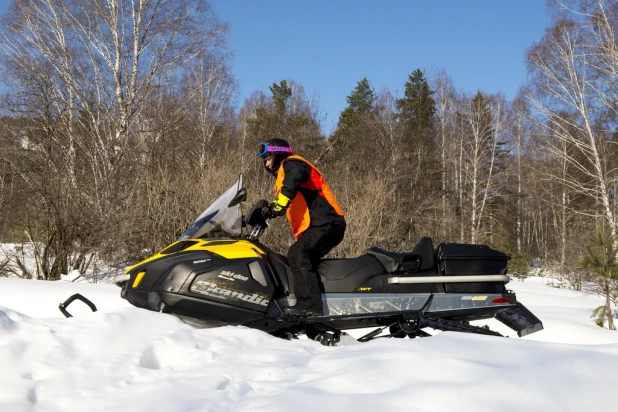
[287,223,346,314]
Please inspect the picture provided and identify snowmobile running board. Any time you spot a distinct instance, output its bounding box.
[388,275,510,284]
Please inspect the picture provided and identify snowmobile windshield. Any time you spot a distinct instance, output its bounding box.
[177,175,244,240]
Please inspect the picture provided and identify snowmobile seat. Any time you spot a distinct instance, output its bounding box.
[368,237,436,273]
[317,254,384,281]
[267,253,384,294]
[411,236,435,270]
[368,248,421,273]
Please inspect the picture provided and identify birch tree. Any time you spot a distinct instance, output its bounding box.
[1,0,228,192]
[511,94,528,254]
[433,70,457,237]
[527,5,618,248]
[0,0,229,277]
[458,92,508,244]
[183,53,237,167]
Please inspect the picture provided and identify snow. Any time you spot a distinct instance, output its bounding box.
[0,276,617,412]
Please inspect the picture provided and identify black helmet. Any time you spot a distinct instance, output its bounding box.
[257,138,292,175]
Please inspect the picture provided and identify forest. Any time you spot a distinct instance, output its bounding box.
[0,0,616,319]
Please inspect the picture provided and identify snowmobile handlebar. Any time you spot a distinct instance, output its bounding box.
[246,199,271,240]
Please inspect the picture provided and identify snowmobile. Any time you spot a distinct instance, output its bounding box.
[118,175,543,345]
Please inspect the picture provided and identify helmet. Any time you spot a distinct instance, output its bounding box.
[257,138,292,175]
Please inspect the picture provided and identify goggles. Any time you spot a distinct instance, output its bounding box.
[257,142,293,158]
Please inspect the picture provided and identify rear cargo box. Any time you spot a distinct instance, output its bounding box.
[437,243,509,293]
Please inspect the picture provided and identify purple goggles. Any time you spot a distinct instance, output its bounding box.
[257,142,293,158]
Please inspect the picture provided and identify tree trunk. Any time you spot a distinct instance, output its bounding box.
[606,281,616,330]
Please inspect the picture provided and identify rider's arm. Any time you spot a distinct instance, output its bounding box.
[269,160,310,215]
[280,160,311,201]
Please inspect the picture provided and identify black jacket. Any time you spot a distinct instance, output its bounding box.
[279,159,346,229]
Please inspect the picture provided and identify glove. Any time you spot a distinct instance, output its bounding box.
[266,193,290,218]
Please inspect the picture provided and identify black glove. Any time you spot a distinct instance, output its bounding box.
[265,194,290,218]
[267,201,287,218]
[261,202,283,219]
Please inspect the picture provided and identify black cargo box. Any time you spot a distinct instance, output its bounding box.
[437,243,510,293]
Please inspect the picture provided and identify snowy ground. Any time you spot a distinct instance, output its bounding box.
[1,276,617,412]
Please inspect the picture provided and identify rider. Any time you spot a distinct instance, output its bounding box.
[257,138,346,317]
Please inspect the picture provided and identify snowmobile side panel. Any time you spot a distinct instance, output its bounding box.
[123,251,277,317]
[187,268,273,311]
[161,291,266,324]
[128,251,215,290]
[199,240,266,259]
[319,292,514,316]
[124,239,266,276]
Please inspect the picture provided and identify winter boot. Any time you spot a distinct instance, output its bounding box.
[282,299,313,317]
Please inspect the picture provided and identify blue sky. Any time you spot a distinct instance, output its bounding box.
[210,0,551,133]
[0,1,551,134]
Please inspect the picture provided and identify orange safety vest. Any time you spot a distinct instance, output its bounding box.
[275,155,344,239]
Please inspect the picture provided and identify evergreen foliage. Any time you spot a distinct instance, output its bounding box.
[246,80,322,159]
[391,69,439,238]
[396,68,436,147]
[329,78,378,170]
[582,227,618,329]
[509,254,531,280]
[582,229,618,283]
[332,78,376,140]
[270,80,292,117]
[345,78,376,115]
[591,305,609,328]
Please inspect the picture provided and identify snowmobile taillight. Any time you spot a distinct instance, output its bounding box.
[491,297,512,304]
[132,271,146,288]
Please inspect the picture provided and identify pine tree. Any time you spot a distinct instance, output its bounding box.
[248,80,300,140]
[246,79,322,160]
[329,78,377,169]
[582,227,618,330]
[334,78,376,136]
[270,80,292,119]
[396,68,436,147]
[395,69,438,208]
[345,77,375,115]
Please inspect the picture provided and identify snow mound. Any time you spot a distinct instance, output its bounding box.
[0,309,18,332]
[1,277,618,411]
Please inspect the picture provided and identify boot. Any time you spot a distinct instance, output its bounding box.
[282,299,313,317]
